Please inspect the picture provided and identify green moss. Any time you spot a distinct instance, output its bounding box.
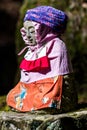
[0,96,10,111]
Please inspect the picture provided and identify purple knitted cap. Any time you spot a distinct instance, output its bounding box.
[24,6,68,33]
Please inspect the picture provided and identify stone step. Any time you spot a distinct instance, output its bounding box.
[0,110,87,130]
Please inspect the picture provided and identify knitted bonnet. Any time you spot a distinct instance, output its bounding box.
[24,6,68,33]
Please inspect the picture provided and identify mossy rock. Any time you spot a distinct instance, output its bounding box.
[0,109,87,130]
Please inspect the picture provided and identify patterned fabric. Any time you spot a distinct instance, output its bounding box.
[7,76,63,112]
[24,6,68,33]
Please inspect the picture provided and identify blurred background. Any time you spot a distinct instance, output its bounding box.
[0,0,87,110]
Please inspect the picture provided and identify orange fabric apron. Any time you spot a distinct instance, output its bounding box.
[7,76,63,112]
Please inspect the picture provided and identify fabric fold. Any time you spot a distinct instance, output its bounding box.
[20,56,50,71]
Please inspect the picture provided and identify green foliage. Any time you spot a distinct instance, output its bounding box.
[65,7,87,92]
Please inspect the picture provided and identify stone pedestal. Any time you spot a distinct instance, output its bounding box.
[0,110,87,130]
[61,74,78,113]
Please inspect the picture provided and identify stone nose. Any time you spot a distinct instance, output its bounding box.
[26,31,32,39]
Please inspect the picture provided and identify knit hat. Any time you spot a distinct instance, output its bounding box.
[24,6,68,33]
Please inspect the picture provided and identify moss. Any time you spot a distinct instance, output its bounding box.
[0,96,10,111]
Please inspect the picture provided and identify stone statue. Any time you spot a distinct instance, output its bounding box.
[6,6,77,113]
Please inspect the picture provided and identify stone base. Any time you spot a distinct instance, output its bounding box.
[0,109,87,130]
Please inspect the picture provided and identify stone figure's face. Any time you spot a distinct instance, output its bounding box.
[23,21,37,46]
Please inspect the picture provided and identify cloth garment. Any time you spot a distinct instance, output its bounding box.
[7,76,63,112]
[20,37,73,83]
[20,56,49,72]
[20,43,50,71]
[24,6,68,33]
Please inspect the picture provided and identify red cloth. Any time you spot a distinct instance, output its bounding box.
[20,56,50,71]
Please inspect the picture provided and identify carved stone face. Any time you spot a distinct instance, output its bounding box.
[23,21,37,46]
